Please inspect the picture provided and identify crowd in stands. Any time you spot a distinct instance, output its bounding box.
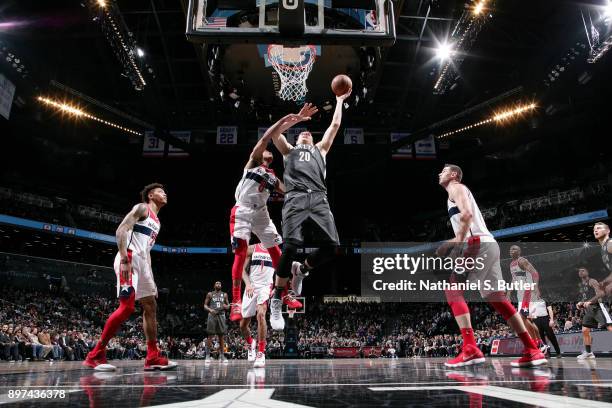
[2,179,609,247]
[1,284,607,363]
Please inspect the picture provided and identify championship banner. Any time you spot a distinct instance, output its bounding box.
[390,132,413,159]
[167,131,191,157]
[217,126,238,144]
[0,73,16,120]
[142,131,165,157]
[344,128,364,144]
[415,135,436,160]
[286,127,306,144]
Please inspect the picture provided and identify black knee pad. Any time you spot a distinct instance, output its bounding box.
[277,242,299,279]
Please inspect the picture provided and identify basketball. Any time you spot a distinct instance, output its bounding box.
[331,74,352,96]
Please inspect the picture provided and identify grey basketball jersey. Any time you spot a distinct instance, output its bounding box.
[283,144,327,194]
[209,291,226,313]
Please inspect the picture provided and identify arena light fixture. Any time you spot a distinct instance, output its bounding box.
[438,102,536,138]
[436,42,454,61]
[38,96,143,136]
[89,0,146,90]
[606,0,612,18]
[433,1,494,94]
[473,0,487,16]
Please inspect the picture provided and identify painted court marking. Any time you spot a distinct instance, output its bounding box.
[369,385,612,407]
[150,389,314,408]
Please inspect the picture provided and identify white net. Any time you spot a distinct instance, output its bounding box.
[268,45,317,101]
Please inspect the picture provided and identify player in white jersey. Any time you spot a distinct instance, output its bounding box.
[239,244,275,368]
[509,245,547,352]
[437,164,546,368]
[84,183,177,372]
[229,130,285,322]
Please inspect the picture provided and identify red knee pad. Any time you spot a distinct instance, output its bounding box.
[486,291,516,320]
[231,239,248,280]
[445,290,469,317]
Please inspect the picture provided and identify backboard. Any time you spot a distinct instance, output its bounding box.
[186,0,395,46]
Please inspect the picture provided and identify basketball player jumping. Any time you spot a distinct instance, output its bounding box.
[509,245,548,353]
[269,90,352,330]
[229,131,283,321]
[437,164,546,368]
[84,183,177,371]
[239,244,275,367]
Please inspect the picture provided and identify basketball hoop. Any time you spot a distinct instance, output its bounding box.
[267,44,317,101]
[287,308,297,319]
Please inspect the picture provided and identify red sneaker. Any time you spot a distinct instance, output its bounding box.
[144,353,178,371]
[444,344,485,368]
[230,302,243,322]
[283,292,303,309]
[83,349,116,371]
[511,348,547,367]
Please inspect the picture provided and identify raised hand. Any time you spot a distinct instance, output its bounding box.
[336,88,352,102]
[298,102,318,119]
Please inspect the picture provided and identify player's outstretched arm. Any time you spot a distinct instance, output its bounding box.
[271,104,318,156]
[116,203,148,259]
[317,89,351,156]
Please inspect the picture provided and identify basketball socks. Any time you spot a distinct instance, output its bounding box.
[258,340,266,353]
[231,239,247,303]
[146,340,159,358]
[246,336,253,345]
[268,245,282,270]
[93,292,135,353]
[517,331,538,350]
[586,345,592,353]
[460,328,477,347]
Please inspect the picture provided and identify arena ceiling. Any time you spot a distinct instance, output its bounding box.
[1,0,609,134]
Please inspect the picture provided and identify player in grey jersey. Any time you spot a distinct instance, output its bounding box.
[267,89,352,330]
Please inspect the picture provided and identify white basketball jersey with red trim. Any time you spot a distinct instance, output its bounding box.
[249,244,275,288]
[510,258,539,303]
[235,165,278,208]
[447,186,494,242]
[126,207,160,256]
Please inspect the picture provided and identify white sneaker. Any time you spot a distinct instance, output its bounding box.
[247,340,256,362]
[205,356,213,364]
[270,298,285,330]
[220,354,229,364]
[539,344,549,353]
[577,351,595,360]
[254,352,266,368]
[291,262,309,296]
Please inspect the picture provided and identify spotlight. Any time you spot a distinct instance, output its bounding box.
[136,47,145,58]
[473,0,487,15]
[97,0,107,8]
[436,42,453,61]
[606,1,612,18]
